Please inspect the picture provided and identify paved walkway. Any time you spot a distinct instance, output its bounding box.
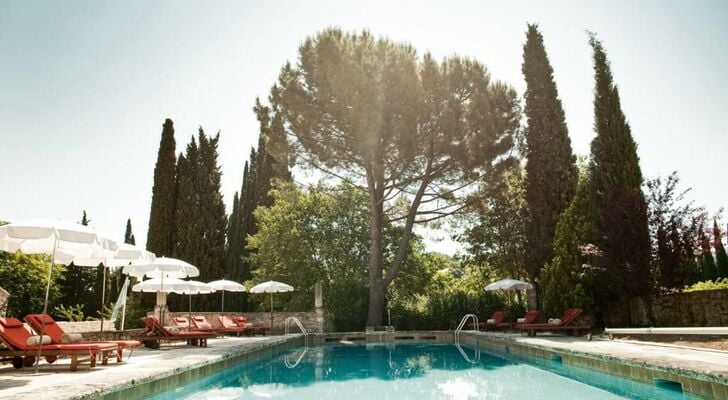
[476,331,728,381]
[0,335,295,400]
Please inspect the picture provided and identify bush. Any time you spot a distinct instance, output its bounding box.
[683,278,728,292]
[0,252,63,318]
[390,290,507,330]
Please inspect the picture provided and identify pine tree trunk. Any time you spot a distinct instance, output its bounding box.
[366,176,385,327]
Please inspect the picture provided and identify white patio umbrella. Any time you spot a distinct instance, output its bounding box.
[0,219,116,372]
[249,280,294,330]
[207,279,246,314]
[484,279,533,322]
[132,278,215,330]
[124,257,199,323]
[63,243,156,331]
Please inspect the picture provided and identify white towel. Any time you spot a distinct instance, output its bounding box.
[548,318,561,325]
[517,318,526,324]
[26,335,51,346]
[486,319,497,324]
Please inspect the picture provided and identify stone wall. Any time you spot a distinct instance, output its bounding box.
[651,289,728,327]
[56,320,115,333]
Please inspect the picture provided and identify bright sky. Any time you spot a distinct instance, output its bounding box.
[1,1,726,254]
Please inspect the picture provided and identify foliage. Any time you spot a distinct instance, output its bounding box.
[541,167,597,316]
[683,278,728,292]
[274,28,520,325]
[460,165,527,280]
[0,252,63,318]
[147,118,177,257]
[588,34,651,322]
[388,261,508,330]
[645,172,703,290]
[173,128,228,311]
[53,304,85,321]
[248,182,431,331]
[521,24,578,302]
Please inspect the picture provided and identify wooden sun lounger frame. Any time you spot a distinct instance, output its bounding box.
[138,316,215,349]
[516,308,591,337]
[0,327,115,371]
[24,314,139,363]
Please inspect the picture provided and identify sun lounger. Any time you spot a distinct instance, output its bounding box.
[467,311,506,331]
[516,308,590,336]
[0,317,116,371]
[492,310,542,330]
[217,316,252,336]
[25,314,139,363]
[138,316,215,349]
[232,316,269,335]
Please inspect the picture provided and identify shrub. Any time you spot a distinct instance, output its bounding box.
[683,278,728,292]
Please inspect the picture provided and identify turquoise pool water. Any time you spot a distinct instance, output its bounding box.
[146,343,695,400]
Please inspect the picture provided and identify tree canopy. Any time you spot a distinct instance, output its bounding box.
[274,28,520,326]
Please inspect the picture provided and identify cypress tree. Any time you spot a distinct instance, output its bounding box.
[588,34,651,318]
[719,224,728,279]
[713,220,728,279]
[146,119,177,257]
[225,98,292,286]
[522,24,578,299]
[124,218,135,245]
[700,228,717,281]
[173,129,227,310]
[541,169,597,316]
[57,211,98,319]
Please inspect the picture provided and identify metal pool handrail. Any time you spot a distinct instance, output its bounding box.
[454,313,479,345]
[285,316,309,347]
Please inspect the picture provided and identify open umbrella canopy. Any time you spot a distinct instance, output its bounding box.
[208,279,246,314]
[0,218,116,262]
[122,257,199,279]
[132,277,213,294]
[484,279,533,291]
[208,279,246,292]
[249,280,293,293]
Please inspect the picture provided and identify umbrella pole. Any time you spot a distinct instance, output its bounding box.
[35,237,58,373]
[270,292,273,331]
[100,266,107,332]
[221,290,225,315]
[188,293,192,331]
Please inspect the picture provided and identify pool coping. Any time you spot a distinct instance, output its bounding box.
[93,335,304,400]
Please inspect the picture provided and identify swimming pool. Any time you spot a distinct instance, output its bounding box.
[144,342,696,400]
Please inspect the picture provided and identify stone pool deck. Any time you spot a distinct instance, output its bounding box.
[0,334,300,400]
[1,331,726,399]
[459,331,728,399]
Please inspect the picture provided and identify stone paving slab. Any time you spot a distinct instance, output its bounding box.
[0,335,297,400]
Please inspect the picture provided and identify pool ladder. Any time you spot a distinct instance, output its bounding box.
[454,314,480,364]
[285,316,310,347]
[284,317,310,369]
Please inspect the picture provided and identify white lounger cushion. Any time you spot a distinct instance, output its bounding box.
[26,335,51,346]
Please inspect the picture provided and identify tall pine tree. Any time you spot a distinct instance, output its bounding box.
[588,34,651,323]
[56,211,98,319]
[700,225,717,281]
[226,98,291,285]
[147,119,177,257]
[541,168,597,316]
[719,223,728,279]
[522,24,578,301]
[172,128,227,310]
[124,218,135,245]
